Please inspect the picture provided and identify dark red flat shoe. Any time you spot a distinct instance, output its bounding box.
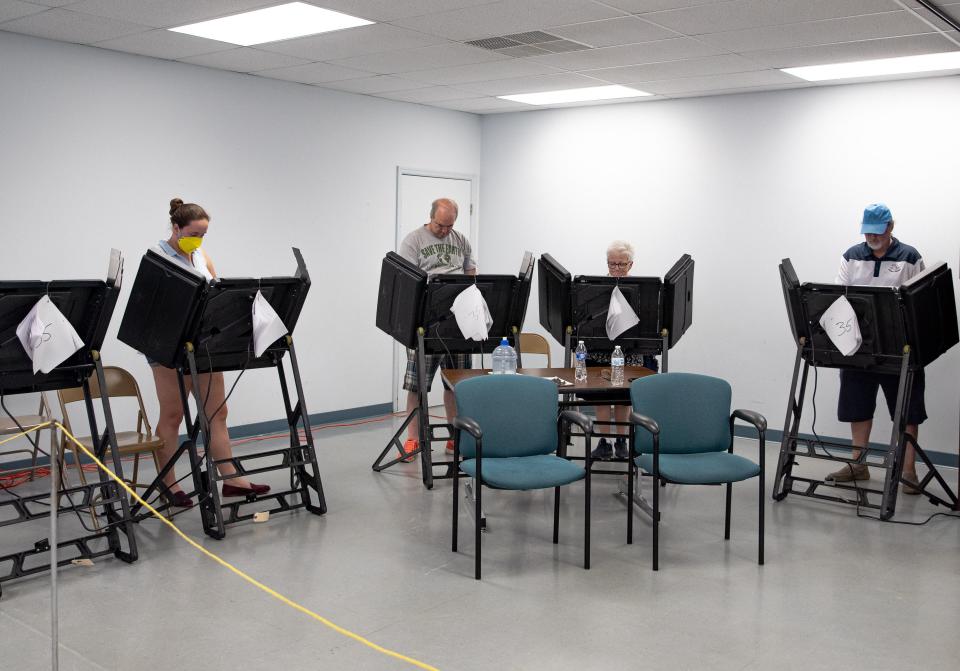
[221,482,271,497]
[163,490,194,508]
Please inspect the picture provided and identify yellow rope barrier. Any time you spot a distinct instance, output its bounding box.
[2,420,439,671]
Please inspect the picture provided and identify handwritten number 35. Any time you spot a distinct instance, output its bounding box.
[833,319,853,336]
[31,322,53,350]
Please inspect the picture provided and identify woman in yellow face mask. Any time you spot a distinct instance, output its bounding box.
[148,198,270,507]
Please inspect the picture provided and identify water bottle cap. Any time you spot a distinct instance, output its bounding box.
[500,337,509,345]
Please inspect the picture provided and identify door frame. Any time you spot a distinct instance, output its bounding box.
[392,167,479,412]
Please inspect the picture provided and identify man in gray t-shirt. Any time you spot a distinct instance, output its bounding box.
[396,198,477,462]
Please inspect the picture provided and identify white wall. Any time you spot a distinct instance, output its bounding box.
[0,31,481,433]
[480,76,960,454]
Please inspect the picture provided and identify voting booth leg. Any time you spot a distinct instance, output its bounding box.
[415,338,435,489]
[183,352,227,540]
[0,364,137,597]
[772,344,809,501]
[277,339,326,515]
[879,353,912,520]
[87,356,138,562]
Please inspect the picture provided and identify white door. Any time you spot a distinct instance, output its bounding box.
[393,170,477,412]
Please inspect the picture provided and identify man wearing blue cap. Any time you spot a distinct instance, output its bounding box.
[830,203,926,493]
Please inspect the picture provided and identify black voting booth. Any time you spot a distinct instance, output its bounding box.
[0,251,137,598]
[372,251,534,488]
[537,253,695,372]
[773,259,959,520]
[117,248,325,539]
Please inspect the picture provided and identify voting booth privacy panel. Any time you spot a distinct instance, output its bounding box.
[373,251,534,488]
[117,248,325,540]
[775,259,959,520]
[537,253,695,368]
[0,251,137,598]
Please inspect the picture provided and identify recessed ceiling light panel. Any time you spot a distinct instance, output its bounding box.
[169,2,373,46]
[499,85,652,105]
[781,51,960,82]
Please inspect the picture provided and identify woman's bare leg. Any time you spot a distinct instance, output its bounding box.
[190,372,252,489]
[151,365,187,493]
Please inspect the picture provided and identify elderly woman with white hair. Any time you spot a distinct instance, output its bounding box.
[580,240,659,460]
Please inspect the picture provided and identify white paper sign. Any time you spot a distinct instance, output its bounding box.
[819,295,862,356]
[451,284,493,341]
[606,285,640,340]
[251,290,288,357]
[16,295,85,374]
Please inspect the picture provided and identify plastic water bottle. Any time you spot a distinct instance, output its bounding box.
[611,345,625,386]
[492,337,517,374]
[574,340,588,383]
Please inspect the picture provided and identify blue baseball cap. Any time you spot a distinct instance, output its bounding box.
[861,203,893,234]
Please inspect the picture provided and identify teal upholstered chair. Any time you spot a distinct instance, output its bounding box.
[451,375,593,580]
[628,372,766,570]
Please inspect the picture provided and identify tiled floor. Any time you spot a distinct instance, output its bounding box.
[1,417,958,670]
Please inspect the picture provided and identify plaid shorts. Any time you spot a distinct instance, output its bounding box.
[403,349,472,393]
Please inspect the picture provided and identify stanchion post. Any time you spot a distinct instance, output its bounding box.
[49,424,59,671]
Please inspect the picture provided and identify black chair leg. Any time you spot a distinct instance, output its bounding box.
[758,472,765,566]
[584,471,591,570]
[553,487,560,544]
[724,482,732,540]
[652,469,659,571]
[452,469,459,553]
[475,481,482,580]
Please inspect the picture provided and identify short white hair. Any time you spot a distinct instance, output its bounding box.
[606,240,634,261]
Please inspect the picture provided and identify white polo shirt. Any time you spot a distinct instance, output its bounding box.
[836,238,924,287]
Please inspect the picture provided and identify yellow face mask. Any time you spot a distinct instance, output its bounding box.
[178,236,203,255]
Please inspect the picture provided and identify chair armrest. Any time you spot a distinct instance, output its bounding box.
[451,416,482,440]
[629,411,660,436]
[731,409,767,433]
[560,410,593,434]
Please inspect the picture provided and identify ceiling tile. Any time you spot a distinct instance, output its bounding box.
[390,0,625,42]
[256,22,446,61]
[584,53,763,83]
[456,71,608,95]
[602,0,728,12]
[257,60,371,83]
[431,96,531,112]
[377,85,481,103]
[92,28,234,59]
[744,33,959,68]
[643,0,905,36]
[65,0,280,29]
[179,47,310,73]
[698,11,936,53]
[322,74,430,93]
[529,36,724,70]
[663,81,808,98]
[0,7,148,43]
[0,1,46,23]
[402,58,564,85]
[302,1,503,22]
[641,68,797,94]
[547,16,676,48]
[330,42,507,75]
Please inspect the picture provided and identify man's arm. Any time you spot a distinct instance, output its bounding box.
[836,254,851,285]
[462,236,477,275]
[398,233,420,266]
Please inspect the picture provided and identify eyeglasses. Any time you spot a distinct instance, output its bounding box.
[607,261,632,269]
[430,219,455,230]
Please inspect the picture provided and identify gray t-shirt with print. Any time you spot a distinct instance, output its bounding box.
[399,226,476,275]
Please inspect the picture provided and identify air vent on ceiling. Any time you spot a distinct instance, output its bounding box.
[465,31,591,57]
